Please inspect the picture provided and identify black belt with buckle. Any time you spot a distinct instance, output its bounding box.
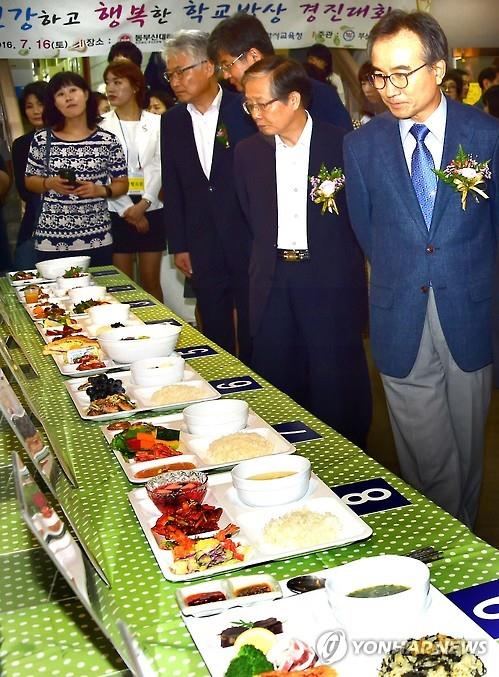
[276,248,310,262]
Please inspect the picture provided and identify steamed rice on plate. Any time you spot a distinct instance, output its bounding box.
[150,384,209,405]
[263,507,341,549]
[207,431,273,463]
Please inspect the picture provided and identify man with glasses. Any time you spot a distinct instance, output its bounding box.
[344,11,499,527]
[160,30,254,361]
[234,56,372,447]
[207,12,352,134]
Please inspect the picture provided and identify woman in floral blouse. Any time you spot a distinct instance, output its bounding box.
[25,72,128,265]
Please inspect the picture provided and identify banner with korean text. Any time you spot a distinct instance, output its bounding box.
[0,1,416,58]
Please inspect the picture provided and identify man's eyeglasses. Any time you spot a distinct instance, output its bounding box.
[242,98,279,115]
[368,63,428,90]
[219,52,246,74]
[163,60,208,83]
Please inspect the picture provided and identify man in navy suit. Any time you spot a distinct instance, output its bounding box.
[207,12,352,136]
[344,11,499,526]
[161,30,254,361]
[234,56,371,447]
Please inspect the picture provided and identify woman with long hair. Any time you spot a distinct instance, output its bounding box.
[25,72,128,265]
[100,59,165,301]
[12,80,48,268]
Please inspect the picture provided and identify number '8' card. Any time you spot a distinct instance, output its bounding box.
[330,477,411,516]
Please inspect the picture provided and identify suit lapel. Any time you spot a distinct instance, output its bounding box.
[430,101,473,236]
[210,91,230,179]
[379,116,430,239]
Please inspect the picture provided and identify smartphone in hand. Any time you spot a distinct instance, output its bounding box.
[59,168,79,187]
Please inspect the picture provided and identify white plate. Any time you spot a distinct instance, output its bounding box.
[8,269,49,286]
[100,410,296,482]
[128,472,372,582]
[36,313,143,344]
[64,365,220,421]
[184,578,499,677]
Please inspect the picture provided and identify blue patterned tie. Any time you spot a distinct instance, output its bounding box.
[410,123,437,229]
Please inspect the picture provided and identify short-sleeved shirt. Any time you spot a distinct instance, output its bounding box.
[26,128,127,252]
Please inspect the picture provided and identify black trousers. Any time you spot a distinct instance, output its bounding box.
[251,260,372,448]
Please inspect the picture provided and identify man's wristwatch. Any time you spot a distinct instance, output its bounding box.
[142,198,152,208]
[104,185,112,198]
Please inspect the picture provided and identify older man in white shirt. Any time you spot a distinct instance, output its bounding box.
[234,56,372,447]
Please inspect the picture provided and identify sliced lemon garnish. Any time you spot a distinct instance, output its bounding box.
[233,627,277,654]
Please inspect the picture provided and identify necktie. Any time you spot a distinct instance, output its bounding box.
[410,123,437,229]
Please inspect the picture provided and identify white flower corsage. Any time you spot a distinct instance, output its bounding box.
[434,145,491,210]
[309,163,345,215]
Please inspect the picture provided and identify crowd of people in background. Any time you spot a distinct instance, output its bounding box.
[1,10,498,531]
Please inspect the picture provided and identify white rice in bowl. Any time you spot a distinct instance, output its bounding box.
[262,507,341,549]
[378,633,486,676]
[150,384,208,405]
[207,432,273,463]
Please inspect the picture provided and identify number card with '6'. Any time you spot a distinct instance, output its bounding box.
[208,375,262,394]
[330,477,411,516]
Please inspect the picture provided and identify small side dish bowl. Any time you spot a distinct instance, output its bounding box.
[98,323,182,363]
[183,399,249,436]
[325,555,430,633]
[131,354,185,386]
[146,470,208,513]
[36,255,90,280]
[55,272,91,290]
[88,301,130,325]
[68,284,107,304]
[231,454,311,507]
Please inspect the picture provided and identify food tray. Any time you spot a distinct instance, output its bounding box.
[184,579,499,676]
[8,269,49,286]
[64,365,220,421]
[24,298,67,321]
[35,314,143,344]
[128,471,372,582]
[15,281,59,303]
[101,409,296,481]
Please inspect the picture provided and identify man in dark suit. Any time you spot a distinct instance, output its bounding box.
[344,11,499,526]
[208,12,352,136]
[234,56,371,447]
[161,30,254,361]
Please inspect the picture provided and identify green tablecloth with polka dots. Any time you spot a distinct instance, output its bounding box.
[1,268,498,677]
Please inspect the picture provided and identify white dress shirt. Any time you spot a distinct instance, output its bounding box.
[399,93,447,182]
[187,86,223,179]
[275,113,313,250]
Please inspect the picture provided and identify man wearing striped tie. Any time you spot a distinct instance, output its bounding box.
[344,10,499,528]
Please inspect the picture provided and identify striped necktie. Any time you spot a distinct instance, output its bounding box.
[410,123,437,229]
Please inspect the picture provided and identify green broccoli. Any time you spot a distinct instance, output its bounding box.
[224,645,273,677]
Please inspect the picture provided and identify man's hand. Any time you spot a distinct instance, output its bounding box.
[174,252,193,278]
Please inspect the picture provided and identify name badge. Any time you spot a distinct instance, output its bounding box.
[128,176,145,194]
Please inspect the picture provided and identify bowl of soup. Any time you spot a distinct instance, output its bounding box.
[231,454,311,506]
[325,555,430,634]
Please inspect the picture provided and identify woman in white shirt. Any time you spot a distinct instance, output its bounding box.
[101,60,165,301]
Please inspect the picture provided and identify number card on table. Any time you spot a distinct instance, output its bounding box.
[330,477,412,516]
[272,420,322,444]
[176,345,217,359]
[144,318,182,327]
[106,284,135,292]
[208,375,262,395]
[447,579,499,639]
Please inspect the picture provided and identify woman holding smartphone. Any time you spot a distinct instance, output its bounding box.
[25,72,128,265]
[100,60,165,301]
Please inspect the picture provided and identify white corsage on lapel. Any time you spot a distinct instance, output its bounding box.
[309,163,345,215]
[434,144,491,210]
